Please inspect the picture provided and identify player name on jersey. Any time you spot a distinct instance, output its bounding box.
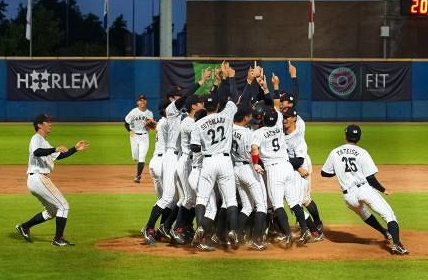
[336,148,360,157]
[233,131,242,140]
[200,117,226,130]
[263,128,281,139]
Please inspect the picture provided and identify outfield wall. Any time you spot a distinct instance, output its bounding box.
[0,58,427,121]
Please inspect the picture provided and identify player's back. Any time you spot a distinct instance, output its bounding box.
[231,124,252,162]
[165,101,184,151]
[323,144,378,191]
[153,117,167,155]
[180,116,195,155]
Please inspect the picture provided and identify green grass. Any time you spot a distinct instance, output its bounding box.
[1,122,427,165]
[1,193,428,280]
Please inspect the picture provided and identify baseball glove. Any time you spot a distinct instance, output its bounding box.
[145,119,157,130]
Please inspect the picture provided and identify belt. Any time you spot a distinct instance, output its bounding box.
[234,161,250,166]
[183,153,193,160]
[29,173,49,176]
[174,150,179,155]
[205,153,229,158]
[342,182,365,194]
[134,132,147,135]
[157,154,163,157]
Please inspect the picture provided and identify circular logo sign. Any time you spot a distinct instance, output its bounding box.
[328,67,357,97]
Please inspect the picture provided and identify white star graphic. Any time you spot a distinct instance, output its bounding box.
[40,70,50,81]
[30,81,40,92]
[40,81,50,92]
[30,70,40,82]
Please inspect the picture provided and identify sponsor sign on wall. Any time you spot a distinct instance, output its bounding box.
[7,60,109,101]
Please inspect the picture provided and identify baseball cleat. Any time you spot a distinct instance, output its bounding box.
[157,224,172,241]
[133,176,141,183]
[15,224,33,243]
[142,227,156,245]
[227,230,239,250]
[191,226,204,247]
[196,238,215,252]
[297,229,311,246]
[391,243,409,255]
[248,239,267,251]
[313,231,325,242]
[51,238,75,246]
[170,228,187,245]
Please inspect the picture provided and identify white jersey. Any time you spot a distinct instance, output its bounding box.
[231,124,252,162]
[165,101,184,151]
[322,144,378,193]
[192,101,237,156]
[153,117,167,155]
[190,129,203,168]
[27,134,60,174]
[251,112,289,165]
[124,108,154,134]
[180,116,195,155]
[296,115,305,135]
[284,130,308,168]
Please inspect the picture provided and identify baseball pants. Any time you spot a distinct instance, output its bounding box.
[130,133,149,162]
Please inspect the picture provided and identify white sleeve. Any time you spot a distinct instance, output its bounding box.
[222,101,237,118]
[251,130,262,148]
[321,151,335,174]
[361,150,378,177]
[294,139,307,158]
[166,101,180,118]
[51,152,61,161]
[190,126,201,146]
[124,109,134,123]
[275,111,283,128]
[29,136,42,154]
[148,110,154,119]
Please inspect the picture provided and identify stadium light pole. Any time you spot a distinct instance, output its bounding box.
[133,0,136,56]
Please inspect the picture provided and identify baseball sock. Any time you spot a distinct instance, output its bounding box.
[146,205,163,229]
[291,205,308,232]
[216,208,227,241]
[306,216,318,233]
[245,211,255,238]
[137,162,145,177]
[22,212,47,229]
[160,207,172,224]
[274,208,291,236]
[164,205,179,230]
[305,200,322,225]
[187,207,195,228]
[227,206,238,231]
[387,221,400,245]
[54,217,67,240]
[237,212,249,236]
[364,214,386,235]
[175,206,189,229]
[253,212,266,240]
[195,204,206,227]
[202,217,214,236]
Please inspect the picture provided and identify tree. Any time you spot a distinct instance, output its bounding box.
[110,14,130,56]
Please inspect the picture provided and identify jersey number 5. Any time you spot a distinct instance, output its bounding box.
[207,126,226,145]
[342,157,358,172]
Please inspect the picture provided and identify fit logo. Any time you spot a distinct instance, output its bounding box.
[365,73,389,89]
[16,70,99,93]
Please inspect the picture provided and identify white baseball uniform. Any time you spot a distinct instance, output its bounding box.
[252,112,297,210]
[125,107,153,162]
[176,116,197,209]
[192,100,238,208]
[26,134,68,220]
[232,124,267,215]
[149,117,167,198]
[322,144,397,223]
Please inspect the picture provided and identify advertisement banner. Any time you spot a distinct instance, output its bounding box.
[312,62,411,101]
[7,60,109,101]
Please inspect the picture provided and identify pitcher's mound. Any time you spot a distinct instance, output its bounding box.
[96,225,427,260]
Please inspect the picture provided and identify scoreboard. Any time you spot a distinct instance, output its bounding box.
[401,0,428,16]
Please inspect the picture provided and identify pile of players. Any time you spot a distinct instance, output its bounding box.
[140,61,325,251]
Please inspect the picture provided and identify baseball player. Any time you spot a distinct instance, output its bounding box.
[124,94,154,183]
[321,124,409,255]
[251,107,311,246]
[232,105,268,250]
[283,108,324,241]
[190,94,239,250]
[15,114,89,246]
[170,95,204,244]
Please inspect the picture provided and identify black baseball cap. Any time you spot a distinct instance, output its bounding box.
[345,124,361,142]
[204,94,219,111]
[166,86,182,98]
[283,108,297,118]
[280,93,295,103]
[137,94,146,100]
[263,108,278,127]
[185,94,204,112]
[33,113,53,125]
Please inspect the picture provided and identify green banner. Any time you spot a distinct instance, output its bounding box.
[192,62,221,95]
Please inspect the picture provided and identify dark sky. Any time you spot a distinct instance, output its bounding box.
[4,0,187,37]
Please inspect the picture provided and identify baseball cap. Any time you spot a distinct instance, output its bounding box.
[345,124,361,142]
[33,113,53,126]
[263,108,278,127]
[185,94,203,112]
[137,94,146,100]
[280,93,295,103]
[166,86,182,98]
[283,108,297,118]
[204,94,219,111]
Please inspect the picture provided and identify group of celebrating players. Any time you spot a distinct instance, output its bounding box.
[138,61,326,251]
